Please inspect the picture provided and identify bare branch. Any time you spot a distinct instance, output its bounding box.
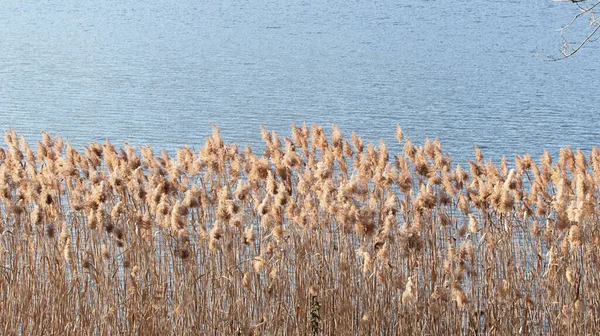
[557,0,600,31]
[543,0,600,60]
[550,22,600,60]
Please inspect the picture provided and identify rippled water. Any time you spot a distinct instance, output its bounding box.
[1,0,598,164]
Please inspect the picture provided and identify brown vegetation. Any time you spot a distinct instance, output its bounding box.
[0,125,599,335]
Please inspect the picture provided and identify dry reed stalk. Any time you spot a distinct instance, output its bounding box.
[0,127,597,335]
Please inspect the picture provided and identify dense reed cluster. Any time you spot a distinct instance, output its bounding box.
[0,125,599,335]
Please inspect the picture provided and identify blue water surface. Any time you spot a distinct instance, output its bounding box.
[0,0,598,164]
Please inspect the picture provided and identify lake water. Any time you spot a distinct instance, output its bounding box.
[1,0,598,165]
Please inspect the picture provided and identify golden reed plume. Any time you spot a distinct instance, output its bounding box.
[0,125,598,335]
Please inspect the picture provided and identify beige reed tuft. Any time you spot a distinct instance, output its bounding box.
[0,125,599,335]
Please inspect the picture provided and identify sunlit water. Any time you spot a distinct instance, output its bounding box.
[1,0,598,164]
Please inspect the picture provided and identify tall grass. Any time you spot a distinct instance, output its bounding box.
[0,125,598,335]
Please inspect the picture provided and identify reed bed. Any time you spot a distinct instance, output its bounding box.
[0,125,598,335]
